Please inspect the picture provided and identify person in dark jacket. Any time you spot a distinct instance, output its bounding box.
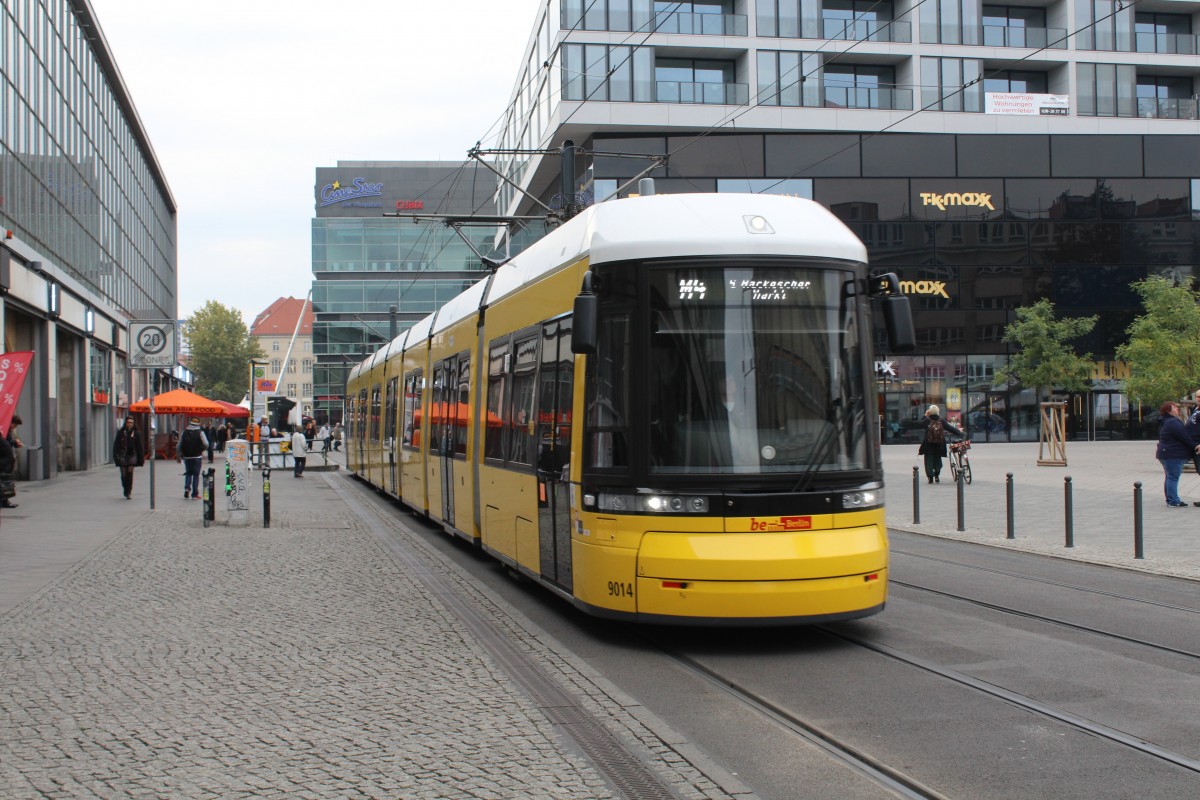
[0,425,16,508]
[1156,401,1200,507]
[113,415,145,500]
[917,404,964,484]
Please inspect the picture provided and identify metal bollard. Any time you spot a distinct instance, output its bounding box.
[1133,481,1143,559]
[956,467,966,532]
[263,468,271,529]
[1006,473,1015,540]
[912,466,921,524]
[203,468,215,526]
[1064,476,1074,549]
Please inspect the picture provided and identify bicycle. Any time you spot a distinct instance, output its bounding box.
[949,439,972,484]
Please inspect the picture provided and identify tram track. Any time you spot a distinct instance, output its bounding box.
[647,621,1200,800]
[888,578,1200,662]
[890,547,1200,616]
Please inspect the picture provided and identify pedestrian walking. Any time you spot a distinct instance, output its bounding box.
[332,422,343,451]
[318,422,331,454]
[1155,401,1199,507]
[176,418,209,499]
[291,426,307,478]
[113,415,145,500]
[917,404,963,484]
[0,423,17,509]
[216,421,228,453]
[204,421,216,463]
[5,414,24,507]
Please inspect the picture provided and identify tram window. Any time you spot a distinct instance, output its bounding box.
[486,340,510,461]
[509,336,539,465]
[369,384,382,443]
[585,312,631,471]
[430,364,446,454]
[455,353,470,456]
[384,378,398,445]
[357,390,367,446]
[402,371,418,448]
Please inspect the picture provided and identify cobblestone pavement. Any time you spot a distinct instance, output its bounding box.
[0,462,750,800]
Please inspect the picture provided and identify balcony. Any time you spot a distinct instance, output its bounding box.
[1138,97,1200,119]
[656,81,749,104]
[982,25,1067,49]
[822,85,913,111]
[653,11,747,36]
[822,18,911,43]
[1135,31,1200,55]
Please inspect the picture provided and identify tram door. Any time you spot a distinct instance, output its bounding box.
[385,378,399,495]
[431,360,455,527]
[536,318,574,591]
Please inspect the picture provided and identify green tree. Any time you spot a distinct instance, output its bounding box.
[1116,276,1200,408]
[184,301,264,402]
[995,298,1097,402]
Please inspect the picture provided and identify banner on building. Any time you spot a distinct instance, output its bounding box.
[0,351,34,437]
[985,92,1070,116]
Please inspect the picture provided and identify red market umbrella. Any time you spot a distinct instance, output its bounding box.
[129,388,226,417]
[213,399,249,418]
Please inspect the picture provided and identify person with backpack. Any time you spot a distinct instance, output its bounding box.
[176,417,209,499]
[918,404,963,484]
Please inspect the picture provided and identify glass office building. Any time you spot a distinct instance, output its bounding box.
[491,0,1200,442]
[310,162,502,424]
[0,0,178,478]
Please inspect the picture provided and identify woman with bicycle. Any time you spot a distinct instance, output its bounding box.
[918,404,964,484]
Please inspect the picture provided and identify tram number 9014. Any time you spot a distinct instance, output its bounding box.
[607,581,634,598]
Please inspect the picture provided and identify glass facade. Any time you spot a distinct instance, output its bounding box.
[0,0,177,319]
[311,210,503,424]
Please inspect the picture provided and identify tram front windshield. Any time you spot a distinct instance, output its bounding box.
[635,265,869,476]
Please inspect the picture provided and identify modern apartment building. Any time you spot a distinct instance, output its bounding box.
[1,0,179,478]
[492,0,1200,442]
[310,162,501,424]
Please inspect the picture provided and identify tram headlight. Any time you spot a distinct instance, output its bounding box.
[841,484,883,510]
[597,492,709,514]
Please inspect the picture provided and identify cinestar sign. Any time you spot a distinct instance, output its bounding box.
[320,178,384,207]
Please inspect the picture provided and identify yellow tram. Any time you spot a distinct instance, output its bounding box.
[347,192,913,624]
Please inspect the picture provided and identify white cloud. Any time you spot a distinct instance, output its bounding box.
[89,0,542,322]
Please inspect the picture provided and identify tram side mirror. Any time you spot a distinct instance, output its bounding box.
[572,271,598,355]
[883,295,916,353]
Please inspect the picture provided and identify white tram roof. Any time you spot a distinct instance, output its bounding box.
[411,193,866,346]
[483,193,865,310]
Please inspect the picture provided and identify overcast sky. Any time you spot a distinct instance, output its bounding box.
[88,0,543,327]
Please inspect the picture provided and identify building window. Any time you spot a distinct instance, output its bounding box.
[1135,13,1194,54]
[823,64,904,110]
[823,0,896,41]
[655,58,742,104]
[271,360,281,373]
[288,383,297,396]
[562,43,654,102]
[1077,0,1136,52]
[757,51,820,107]
[303,383,312,395]
[272,342,280,351]
[303,359,312,373]
[920,0,981,45]
[982,5,1051,47]
[1076,63,1137,117]
[303,340,310,351]
[1136,74,1196,119]
[921,57,983,112]
[983,70,1048,94]
[289,359,296,372]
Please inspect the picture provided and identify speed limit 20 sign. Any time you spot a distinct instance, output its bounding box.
[129,320,177,368]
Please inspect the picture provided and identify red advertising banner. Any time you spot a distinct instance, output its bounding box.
[0,351,34,437]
